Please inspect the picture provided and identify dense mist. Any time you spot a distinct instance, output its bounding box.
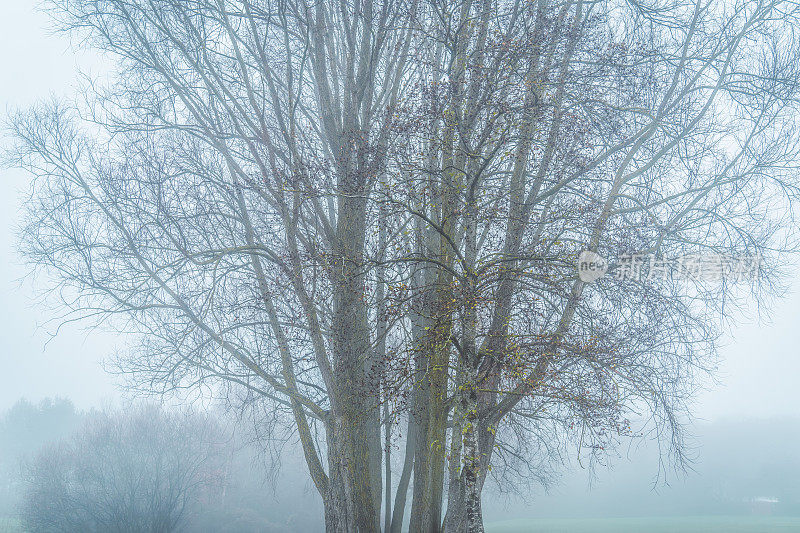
[2,400,799,531]
[2,1,800,532]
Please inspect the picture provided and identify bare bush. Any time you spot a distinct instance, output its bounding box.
[19,405,223,533]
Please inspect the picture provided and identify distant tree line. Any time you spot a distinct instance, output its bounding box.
[0,398,82,518]
[0,399,324,532]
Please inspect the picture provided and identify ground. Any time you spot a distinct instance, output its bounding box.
[486,516,800,533]
[5,514,800,532]
[0,518,21,533]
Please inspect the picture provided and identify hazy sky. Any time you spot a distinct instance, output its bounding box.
[0,1,798,419]
[0,1,118,411]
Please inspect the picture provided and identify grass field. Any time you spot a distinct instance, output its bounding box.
[0,517,22,533]
[485,516,800,533]
[4,514,799,532]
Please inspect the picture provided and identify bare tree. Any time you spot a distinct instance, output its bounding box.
[10,0,416,530]
[19,405,223,533]
[7,0,800,531]
[381,1,800,531]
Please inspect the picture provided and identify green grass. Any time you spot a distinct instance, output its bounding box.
[0,517,23,533]
[485,516,800,533]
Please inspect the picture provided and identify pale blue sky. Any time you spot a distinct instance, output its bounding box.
[0,1,798,419]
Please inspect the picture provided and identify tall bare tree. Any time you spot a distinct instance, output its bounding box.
[381,0,800,531]
[11,1,416,530]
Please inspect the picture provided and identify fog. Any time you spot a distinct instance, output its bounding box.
[2,2,800,532]
[3,2,800,418]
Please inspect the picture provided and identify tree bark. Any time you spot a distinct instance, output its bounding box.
[324,411,381,532]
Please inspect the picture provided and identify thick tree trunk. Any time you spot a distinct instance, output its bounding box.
[409,257,450,532]
[409,349,432,530]
[324,413,381,532]
[409,331,451,532]
[443,469,466,532]
[325,168,381,531]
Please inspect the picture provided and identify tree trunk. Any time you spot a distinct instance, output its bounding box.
[409,255,449,532]
[324,413,381,532]
[443,472,466,532]
[463,406,484,533]
[390,416,416,533]
[443,386,486,533]
[326,170,381,531]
